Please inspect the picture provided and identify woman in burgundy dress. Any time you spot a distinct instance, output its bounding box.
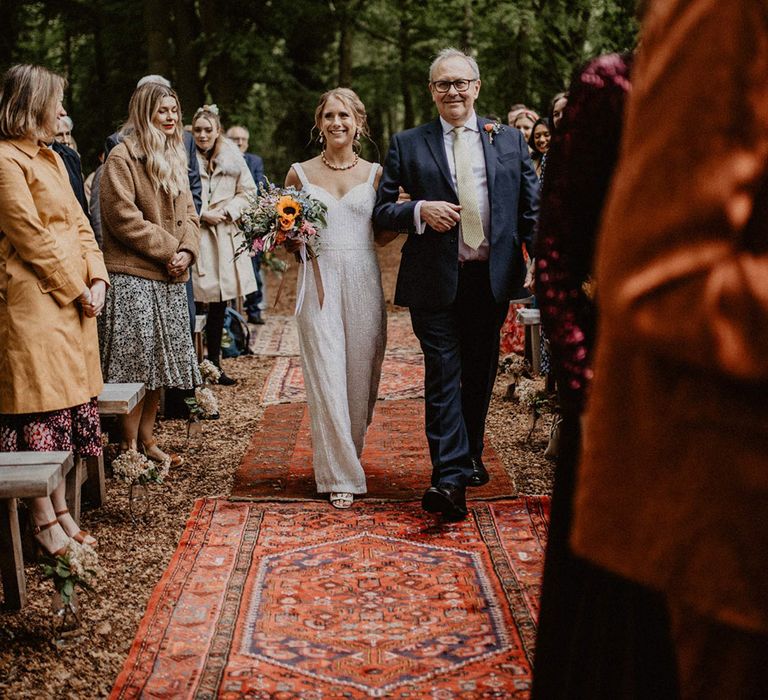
[532,53,678,698]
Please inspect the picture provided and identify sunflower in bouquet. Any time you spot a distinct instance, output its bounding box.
[236,182,328,313]
[235,182,327,261]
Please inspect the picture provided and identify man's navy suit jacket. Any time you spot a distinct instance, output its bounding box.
[243,152,266,188]
[373,117,539,309]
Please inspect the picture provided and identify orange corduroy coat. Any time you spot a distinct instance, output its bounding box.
[572,0,768,634]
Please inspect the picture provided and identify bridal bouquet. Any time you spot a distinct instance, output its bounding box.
[235,182,328,313]
[235,182,327,260]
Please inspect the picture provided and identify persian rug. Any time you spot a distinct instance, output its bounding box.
[261,355,424,405]
[110,497,550,700]
[232,399,516,500]
[250,313,422,357]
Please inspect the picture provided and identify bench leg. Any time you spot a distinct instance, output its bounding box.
[65,457,84,524]
[83,454,106,508]
[0,498,26,610]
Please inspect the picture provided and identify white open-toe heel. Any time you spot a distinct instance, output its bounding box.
[330,492,354,509]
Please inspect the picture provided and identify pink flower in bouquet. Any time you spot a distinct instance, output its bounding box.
[299,221,317,237]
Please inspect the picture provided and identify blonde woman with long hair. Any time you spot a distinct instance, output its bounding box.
[0,64,106,553]
[99,82,201,466]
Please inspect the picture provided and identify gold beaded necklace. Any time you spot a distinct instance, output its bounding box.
[321,149,359,171]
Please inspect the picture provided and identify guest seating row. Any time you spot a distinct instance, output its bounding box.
[0,382,145,610]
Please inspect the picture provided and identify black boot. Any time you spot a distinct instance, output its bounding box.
[208,357,237,386]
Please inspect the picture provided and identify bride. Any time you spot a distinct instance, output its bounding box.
[285,87,388,509]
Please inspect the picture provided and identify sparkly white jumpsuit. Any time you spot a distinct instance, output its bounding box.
[291,162,386,494]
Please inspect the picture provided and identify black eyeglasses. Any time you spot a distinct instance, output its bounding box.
[431,79,477,93]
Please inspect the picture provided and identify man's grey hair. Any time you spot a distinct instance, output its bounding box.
[429,48,480,82]
[226,125,250,137]
[59,115,73,131]
[136,74,171,89]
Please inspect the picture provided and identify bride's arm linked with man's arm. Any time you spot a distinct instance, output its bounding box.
[374,182,411,247]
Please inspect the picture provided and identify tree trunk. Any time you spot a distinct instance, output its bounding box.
[338,22,353,87]
[144,0,171,76]
[91,5,109,149]
[173,0,204,120]
[63,25,73,109]
[199,0,235,113]
[0,0,21,68]
[398,0,414,130]
[460,0,473,51]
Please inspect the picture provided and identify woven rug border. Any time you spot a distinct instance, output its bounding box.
[109,498,217,699]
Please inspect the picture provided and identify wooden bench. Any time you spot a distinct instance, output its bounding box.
[194,314,207,363]
[87,382,146,507]
[516,307,542,374]
[0,451,74,610]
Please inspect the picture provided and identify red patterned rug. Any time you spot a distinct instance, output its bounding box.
[261,355,424,405]
[250,313,422,357]
[110,497,549,699]
[232,399,516,500]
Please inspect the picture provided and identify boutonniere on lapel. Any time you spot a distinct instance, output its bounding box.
[484,121,504,145]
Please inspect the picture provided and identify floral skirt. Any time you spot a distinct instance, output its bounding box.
[0,398,101,457]
[99,274,201,391]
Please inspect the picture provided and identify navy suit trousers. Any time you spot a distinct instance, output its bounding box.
[409,261,508,487]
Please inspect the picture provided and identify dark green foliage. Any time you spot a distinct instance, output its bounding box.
[1,0,637,181]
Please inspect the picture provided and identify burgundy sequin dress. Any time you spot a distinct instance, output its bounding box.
[535,55,632,411]
[532,54,679,698]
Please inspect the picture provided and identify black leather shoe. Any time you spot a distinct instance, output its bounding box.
[218,371,237,386]
[421,484,468,521]
[248,311,265,325]
[468,456,490,487]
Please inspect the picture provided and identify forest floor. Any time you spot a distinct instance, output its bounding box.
[0,238,554,699]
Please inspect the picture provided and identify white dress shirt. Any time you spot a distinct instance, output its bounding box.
[414,111,491,262]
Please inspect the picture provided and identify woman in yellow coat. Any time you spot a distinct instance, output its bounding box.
[0,64,107,554]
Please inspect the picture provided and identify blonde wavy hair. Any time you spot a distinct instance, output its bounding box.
[313,87,370,149]
[0,64,66,141]
[122,83,188,197]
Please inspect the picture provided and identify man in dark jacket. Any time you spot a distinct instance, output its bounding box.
[226,125,268,325]
[374,48,539,520]
[51,114,91,228]
[52,139,91,225]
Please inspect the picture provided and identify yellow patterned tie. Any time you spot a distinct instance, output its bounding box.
[452,126,485,250]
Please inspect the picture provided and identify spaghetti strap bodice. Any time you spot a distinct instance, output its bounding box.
[291,162,379,251]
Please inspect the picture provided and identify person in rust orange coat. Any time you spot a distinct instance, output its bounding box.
[0,64,107,554]
[572,0,768,697]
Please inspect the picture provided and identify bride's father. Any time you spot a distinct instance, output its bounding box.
[374,48,539,520]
